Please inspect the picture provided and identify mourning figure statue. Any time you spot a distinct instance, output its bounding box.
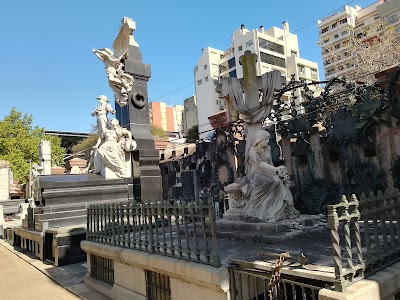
[241,130,299,222]
[88,96,136,178]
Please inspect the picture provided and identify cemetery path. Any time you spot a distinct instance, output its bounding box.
[0,242,79,299]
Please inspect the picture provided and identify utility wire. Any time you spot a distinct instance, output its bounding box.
[152,0,359,102]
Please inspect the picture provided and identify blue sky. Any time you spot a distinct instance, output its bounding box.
[0,0,375,132]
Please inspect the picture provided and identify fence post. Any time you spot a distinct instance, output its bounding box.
[328,196,346,292]
[208,198,221,268]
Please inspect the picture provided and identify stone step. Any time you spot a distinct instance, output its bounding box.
[36,215,87,230]
[35,209,87,222]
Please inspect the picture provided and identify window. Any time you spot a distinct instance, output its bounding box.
[246,40,253,47]
[213,79,219,85]
[322,27,329,33]
[204,64,208,70]
[211,51,217,55]
[216,100,219,104]
[194,66,198,73]
[260,52,286,68]
[332,23,337,28]
[259,38,284,54]
[205,76,209,82]
[146,270,171,300]
[339,18,348,24]
[90,255,114,285]
[334,34,339,39]
[342,30,349,35]
[291,50,298,57]
[298,65,305,77]
[311,69,317,79]
[228,57,236,69]
[229,70,237,78]
[197,79,202,85]
[238,45,243,51]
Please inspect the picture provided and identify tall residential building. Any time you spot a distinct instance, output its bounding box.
[194,22,320,139]
[318,0,400,80]
[181,96,198,135]
[149,101,184,133]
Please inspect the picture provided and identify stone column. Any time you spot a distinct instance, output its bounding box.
[39,140,52,175]
[113,18,162,203]
[0,161,10,201]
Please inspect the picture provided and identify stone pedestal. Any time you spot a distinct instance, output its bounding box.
[223,182,246,221]
[113,18,162,203]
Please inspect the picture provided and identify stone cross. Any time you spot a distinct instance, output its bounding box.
[218,50,285,155]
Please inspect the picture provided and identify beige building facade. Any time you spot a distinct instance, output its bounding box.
[318,0,400,80]
[194,22,320,139]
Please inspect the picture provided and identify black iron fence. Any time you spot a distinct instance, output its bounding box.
[328,190,400,291]
[87,201,221,268]
[229,266,323,300]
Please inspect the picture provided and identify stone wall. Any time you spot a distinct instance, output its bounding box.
[81,240,230,300]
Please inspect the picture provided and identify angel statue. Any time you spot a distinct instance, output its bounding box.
[93,47,134,106]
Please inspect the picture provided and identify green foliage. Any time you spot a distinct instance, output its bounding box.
[71,134,98,160]
[0,108,65,183]
[186,125,199,143]
[343,154,386,195]
[150,125,168,139]
[300,174,342,215]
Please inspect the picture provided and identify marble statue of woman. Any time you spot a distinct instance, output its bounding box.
[92,48,134,106]
[95,118,136,178]
[244,130,299,222]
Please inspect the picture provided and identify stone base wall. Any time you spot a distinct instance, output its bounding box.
[319,261,400,300]
[81,240,230,300]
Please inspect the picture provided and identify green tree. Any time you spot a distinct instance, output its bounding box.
[150,124,168,139]
[71,134,98,160]
[186,125,199,143]
[0,108,66,183]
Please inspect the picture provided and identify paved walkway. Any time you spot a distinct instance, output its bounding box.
[0,243,79,299]
[0,240,110,300]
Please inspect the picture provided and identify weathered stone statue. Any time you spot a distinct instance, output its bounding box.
[243,130,299,221]
[219,51,299,222]
[90,96,137,178]
[91,95,115,135]
[93,48,134,107]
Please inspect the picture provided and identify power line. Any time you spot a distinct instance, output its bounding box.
[151,0,358,102]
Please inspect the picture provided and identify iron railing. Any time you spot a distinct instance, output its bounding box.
[87,201,221,268]
[146,270,171,300]
[229,266,323,300]
[90,254,114,285]
[328,190,400,291]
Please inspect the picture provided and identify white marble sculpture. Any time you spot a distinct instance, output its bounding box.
[219,52,299,222]
[89,97,137,178]
[93,48,134,107]
[91,95,116,135]
[241,130,299,222]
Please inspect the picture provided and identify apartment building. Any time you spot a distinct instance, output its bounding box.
[149,101,184,133]
[194,22,320,139]
[181,96,198,135]
[318,0,400,80]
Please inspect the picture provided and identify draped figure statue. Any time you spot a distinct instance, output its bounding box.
[244,130,299,222]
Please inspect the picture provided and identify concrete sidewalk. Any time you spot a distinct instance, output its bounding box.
[0,239,110,300]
